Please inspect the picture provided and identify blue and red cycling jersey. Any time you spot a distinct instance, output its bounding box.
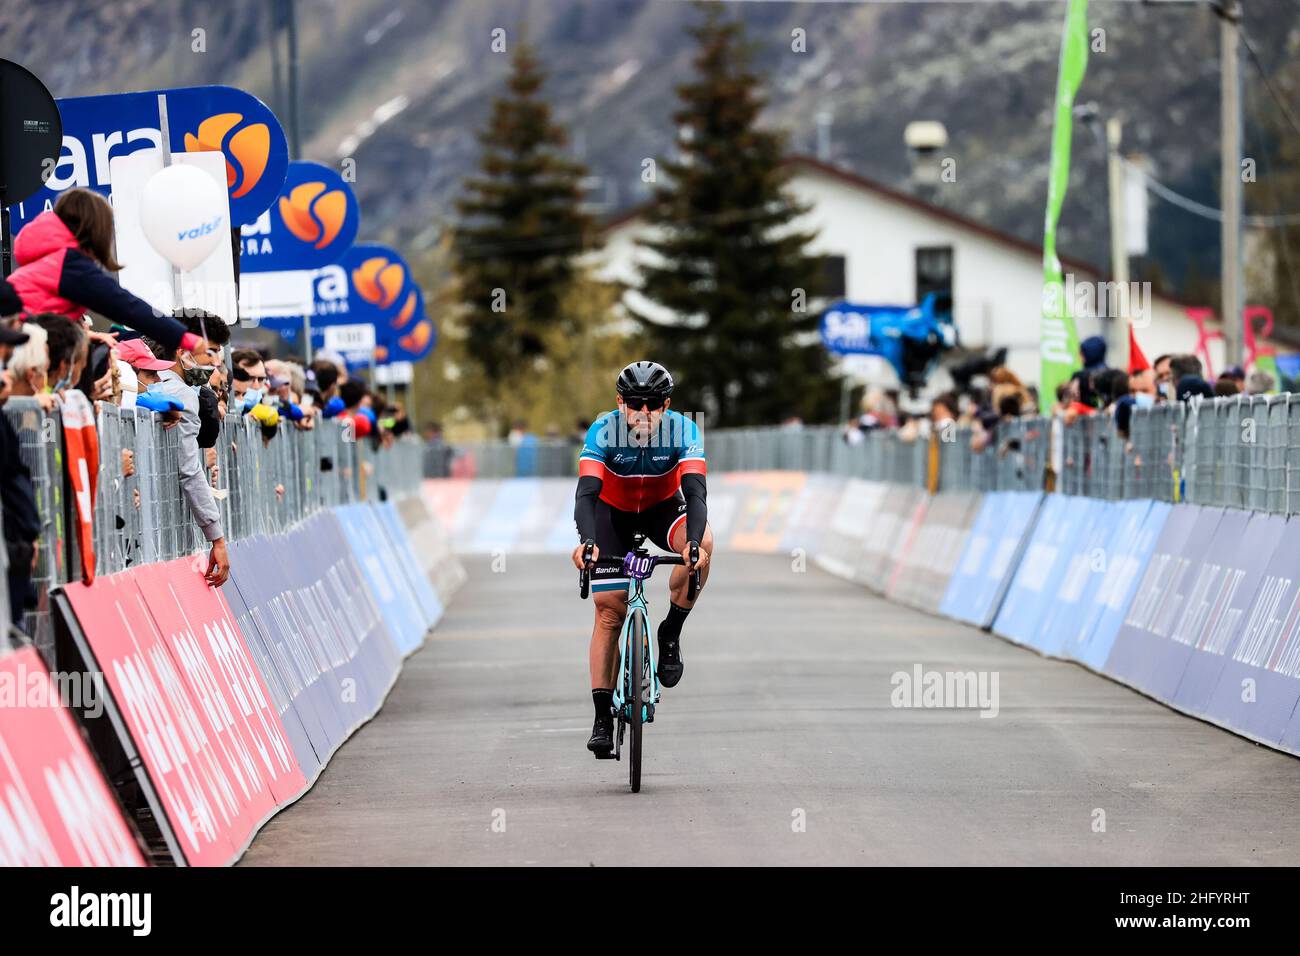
[578,409,706,512]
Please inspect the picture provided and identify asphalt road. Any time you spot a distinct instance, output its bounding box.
[241,552,1300,866]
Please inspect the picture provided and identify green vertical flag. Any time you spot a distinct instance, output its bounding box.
[1039,0,1090,414]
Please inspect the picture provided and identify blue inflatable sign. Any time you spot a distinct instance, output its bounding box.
[240,160,360,273]
[261,243,436,364]
[6,84,289,232]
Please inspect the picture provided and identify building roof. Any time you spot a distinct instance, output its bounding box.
[601,153,1197,308]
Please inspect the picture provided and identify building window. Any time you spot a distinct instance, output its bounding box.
[915,246,953,314]
[817,255,847,299]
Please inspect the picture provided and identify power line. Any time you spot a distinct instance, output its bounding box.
[1122,158,1300,226]
[1239,24,1300,144]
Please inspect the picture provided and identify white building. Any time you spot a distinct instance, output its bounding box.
[596,155,1272,392]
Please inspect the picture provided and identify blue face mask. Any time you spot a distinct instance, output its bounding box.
[1135,392,1156,409]
[243,388,263,408]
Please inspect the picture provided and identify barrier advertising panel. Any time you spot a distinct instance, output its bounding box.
[855,484,923,588]
[1203,514,1300,747]
[1104,505,1223,697]
[815,478,886,579]
[779,473,846,557]
[132,562,307,817]
[228,535,352,760]
[63,572,244,865]
[1032,497,1121,657]
[888,491,980,613]
[375,501,444,627]
[728,472,807,553]
[993,494,1094,647]
[1063,500,1166,671]
[218,564,321,781]
[0,647,145,866]
[335,504,428,656]
[939,491,1042,627]
[1167,509,1282,717]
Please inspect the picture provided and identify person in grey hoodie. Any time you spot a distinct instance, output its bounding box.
[129,310,232,586]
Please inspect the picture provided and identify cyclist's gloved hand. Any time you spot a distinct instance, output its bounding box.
[681,539,710,573]
[572,539,599,572]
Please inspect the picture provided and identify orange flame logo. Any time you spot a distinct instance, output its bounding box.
[184,113,271,199]
[389,290,419,329]
[352,257,405,309]
[279,181,348,249]
[399,320,433,354]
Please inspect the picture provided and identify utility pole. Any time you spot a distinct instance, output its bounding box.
[1106,115,1131,370]
[1219,0,1244,366]
[284,0,302,160]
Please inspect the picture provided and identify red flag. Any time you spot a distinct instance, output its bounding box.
[58,389,99,584]
[1128,324,1150,374]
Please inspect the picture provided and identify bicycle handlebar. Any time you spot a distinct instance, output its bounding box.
[578,546,701,600]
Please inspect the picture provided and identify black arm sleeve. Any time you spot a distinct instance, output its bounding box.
[574,474,602,542]
[59,250,188,348]
[681,473,707,544]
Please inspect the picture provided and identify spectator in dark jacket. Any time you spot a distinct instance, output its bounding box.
[7,189,206,354]
[1080,335,1108,374]
[1177,375,1215,401]
[0,323,41,630]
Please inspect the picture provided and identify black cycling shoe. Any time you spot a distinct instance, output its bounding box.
[658,637,684,688]
[587,713,614,756]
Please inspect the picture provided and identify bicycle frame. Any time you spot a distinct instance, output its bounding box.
[612,574,660,722]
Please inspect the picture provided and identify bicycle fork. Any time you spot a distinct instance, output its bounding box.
[611,604,661,723]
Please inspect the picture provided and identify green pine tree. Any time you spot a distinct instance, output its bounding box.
[631,3,838,427]
[453,32,594,383]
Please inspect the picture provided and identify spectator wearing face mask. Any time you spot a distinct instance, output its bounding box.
[170,309,230,450]
[7,324,49,399]
[26,313,88,406]
[229,349,267,407]
[121,335,229,588]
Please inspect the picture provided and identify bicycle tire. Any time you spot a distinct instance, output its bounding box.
[629,611,645,793]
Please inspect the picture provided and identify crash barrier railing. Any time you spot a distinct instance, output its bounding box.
[2,396,423,654]
[429,394,1300,515]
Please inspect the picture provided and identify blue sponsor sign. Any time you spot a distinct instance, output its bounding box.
[261,242,436,364]
[6,84,288,231]
[240,160,360,272]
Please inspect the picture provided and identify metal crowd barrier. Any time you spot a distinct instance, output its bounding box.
[2,397,422,655]
[429,395,1300,517]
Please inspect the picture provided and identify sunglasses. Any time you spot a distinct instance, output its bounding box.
[621,394,665,412]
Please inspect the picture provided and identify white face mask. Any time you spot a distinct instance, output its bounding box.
[1135,391,1156,409]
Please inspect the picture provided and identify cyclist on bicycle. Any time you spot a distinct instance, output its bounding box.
[572,361,713,756]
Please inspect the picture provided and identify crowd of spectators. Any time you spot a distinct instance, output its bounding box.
[0,187,413,636]
[843,331,1277,453]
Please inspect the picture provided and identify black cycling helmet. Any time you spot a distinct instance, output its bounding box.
[616,360,674,400]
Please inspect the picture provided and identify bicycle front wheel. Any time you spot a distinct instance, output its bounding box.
[628,610,645,793]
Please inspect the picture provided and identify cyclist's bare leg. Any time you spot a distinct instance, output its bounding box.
[590,590,628,689]
[667,521,713,606]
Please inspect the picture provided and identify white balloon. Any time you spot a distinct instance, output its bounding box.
[138,164,227,271]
